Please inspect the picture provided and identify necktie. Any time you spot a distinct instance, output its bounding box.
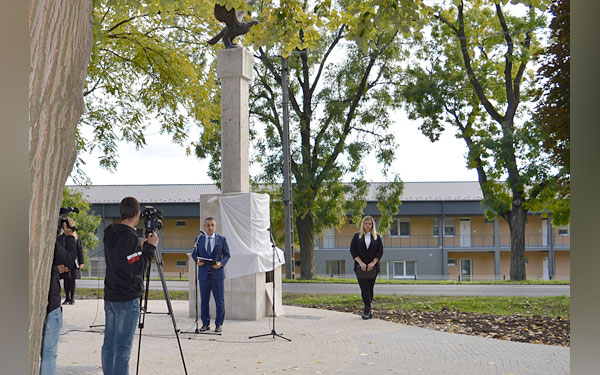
[207,236,212,256]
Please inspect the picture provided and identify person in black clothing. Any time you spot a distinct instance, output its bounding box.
[59,217,84,304]
[40,236,70,375]
[349,215,384,320]
[101,197,158,375]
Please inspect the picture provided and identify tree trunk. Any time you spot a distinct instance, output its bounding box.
[29,1,93,373]
[296,212,316,279]
[508,203,527,280]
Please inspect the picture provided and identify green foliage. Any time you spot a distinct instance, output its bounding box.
[61,187,102,269]
[247,0,422,278]
[400,1,568,224]
[533,0,569,199]
[76,0,221,181]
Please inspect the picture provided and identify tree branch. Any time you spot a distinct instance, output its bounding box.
[310,25,345,96]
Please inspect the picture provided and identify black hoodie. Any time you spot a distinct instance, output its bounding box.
[47,238,70,314]
[103,223,155,302]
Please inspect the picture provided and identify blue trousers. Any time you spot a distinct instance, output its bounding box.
[199,276,225,326]
[101,299,140,375]
[40,307,62,375]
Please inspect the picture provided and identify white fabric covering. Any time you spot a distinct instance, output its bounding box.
[216,193,285,279]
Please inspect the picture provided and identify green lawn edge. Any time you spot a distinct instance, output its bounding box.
[81,276,569,285]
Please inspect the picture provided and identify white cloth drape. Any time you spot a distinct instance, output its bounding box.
[216,193,285,279]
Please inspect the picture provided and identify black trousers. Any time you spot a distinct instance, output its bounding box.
[63,276,76,301]
[357,276,377,313]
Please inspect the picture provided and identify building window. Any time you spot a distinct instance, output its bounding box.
[433,218,440,237]
[175,260,187,268]
[175,220,187,227]
[558,225,570,236]
[448,258,457,266]
[326,260,345,276]
[393,260,416,278]
[444,217,456,237]
[390,218,410,237]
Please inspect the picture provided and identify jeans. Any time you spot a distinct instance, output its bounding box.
[101,299,140,375]
[40,307,62,375]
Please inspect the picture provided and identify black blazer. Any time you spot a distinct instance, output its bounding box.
[349,232,384,272]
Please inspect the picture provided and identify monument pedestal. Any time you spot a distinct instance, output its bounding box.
[188,193,284,320]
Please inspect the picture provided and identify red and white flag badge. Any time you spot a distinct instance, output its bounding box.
[127,251,143,264]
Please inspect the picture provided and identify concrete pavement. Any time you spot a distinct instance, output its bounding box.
[55,299,569,374]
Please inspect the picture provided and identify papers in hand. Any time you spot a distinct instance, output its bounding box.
[197,256,216,265]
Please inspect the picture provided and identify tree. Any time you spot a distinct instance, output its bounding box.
[29,1,94,372]
[533,0,569,198]
[61,187,102,269]
[400,0,567,280]
[75,0,221,182]
[230,0,423,279]
[30,0,222,370]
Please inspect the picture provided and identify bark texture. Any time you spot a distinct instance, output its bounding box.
[297,212,316,279]
[29,1,93,372]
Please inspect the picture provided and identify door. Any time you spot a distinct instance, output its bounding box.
[323,226,336,249]
[542,218,548,247]
[460,258,472,281]
[460,218,472,247]
[543,257,549,280]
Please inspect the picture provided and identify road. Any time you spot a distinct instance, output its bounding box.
[78,279,569,297]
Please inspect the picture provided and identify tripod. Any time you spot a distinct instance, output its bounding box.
[249,228,291,341]
[181,234,221,336]
[135,242,188,375]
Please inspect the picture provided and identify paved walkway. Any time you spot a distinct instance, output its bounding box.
[56,300,569,375]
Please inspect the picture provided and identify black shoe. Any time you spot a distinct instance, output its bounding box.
[63,299,70,305]
[69,299,75,305]
[215,325,222,333]
[199,325,210,332]
[361,313,369,320]
[368,312,373,319]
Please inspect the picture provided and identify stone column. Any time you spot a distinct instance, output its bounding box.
[217,48,253,193]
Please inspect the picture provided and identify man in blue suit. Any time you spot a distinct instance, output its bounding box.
[192,217,231,333]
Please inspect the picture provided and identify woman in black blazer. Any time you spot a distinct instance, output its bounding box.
[349,215,383,319]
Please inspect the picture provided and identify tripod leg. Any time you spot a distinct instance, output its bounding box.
[135,261,151,375]
[155,247,189,375]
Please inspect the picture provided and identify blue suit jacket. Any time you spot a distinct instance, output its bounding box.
[191,234,231,281]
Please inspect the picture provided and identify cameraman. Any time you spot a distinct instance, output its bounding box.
[101,197,158,375]
[58,217,84,304]
[39,235,70,375]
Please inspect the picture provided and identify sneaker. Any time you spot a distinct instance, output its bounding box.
[199,325,210,332]
[69,300,75,305]
[215,325,222,333]
[63,299,70,305]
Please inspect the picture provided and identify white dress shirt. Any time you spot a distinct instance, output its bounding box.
[364,232,372,249]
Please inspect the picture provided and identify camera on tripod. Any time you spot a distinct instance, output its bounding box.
[141,206,163,237]
[58,206,79,233]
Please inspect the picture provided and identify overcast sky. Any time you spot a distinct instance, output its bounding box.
[69,108,478,186]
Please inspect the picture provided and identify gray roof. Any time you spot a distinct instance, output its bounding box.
[69,184,219,204]
[68,181,483,204]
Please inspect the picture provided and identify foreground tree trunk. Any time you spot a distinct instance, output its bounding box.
[29,1,93,372]
[296,212,316,279]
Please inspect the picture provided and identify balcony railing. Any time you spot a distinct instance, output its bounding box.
[315,234,570,250]
[160,234,570,251]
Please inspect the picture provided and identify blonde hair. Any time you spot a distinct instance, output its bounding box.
[358,215,378,240]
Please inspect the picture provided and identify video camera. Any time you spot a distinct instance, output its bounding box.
[141,206,163,237]
[58,206,79,233]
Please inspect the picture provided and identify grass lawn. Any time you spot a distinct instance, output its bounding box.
[73,288,569,318]
[282,293,570,318]
[283,277,570,285]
